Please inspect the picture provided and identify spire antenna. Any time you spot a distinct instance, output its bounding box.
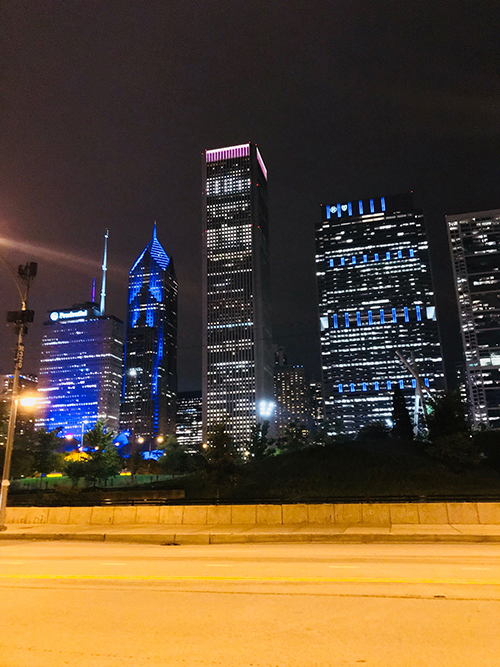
[99,229,109,315]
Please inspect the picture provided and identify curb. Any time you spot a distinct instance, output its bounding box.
[2,532,500,545]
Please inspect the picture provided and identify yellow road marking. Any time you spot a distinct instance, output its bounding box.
[0,573,499,586]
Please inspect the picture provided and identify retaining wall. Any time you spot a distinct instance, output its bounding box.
[5,502,500,526]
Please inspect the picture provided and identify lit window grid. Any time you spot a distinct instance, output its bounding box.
[447,211,500,427]
[316,200,444,432]
[204,150,269,447]
[37,317,124,437]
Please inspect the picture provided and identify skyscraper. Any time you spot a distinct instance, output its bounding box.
[202,143,273,449]
[447,208,500,428]
[176,390,203,451]
[273,351,312,437]
[121,225,178,440]
[316,193,444,434]
[37,303,124,438]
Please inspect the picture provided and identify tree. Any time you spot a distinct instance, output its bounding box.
[426,432,483,470]
[204,423,237,490]
[426,392,469,442]
[357,421,391,442]
[282,422,309,452]
[64,460,87,487]
[67,422,121,487]
[160,441,192,477]
[249,421,270,460]
[32,429,61,476]
[391,387,414,442]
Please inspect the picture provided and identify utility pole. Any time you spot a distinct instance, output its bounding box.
[0,262,37,530]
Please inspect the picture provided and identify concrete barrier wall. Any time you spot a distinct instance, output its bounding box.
[6,502,500,526]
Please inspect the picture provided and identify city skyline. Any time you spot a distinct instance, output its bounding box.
[2,3,499,397]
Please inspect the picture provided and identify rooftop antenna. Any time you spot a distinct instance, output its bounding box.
[99,229,109,315]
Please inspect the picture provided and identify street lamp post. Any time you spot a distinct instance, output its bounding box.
[0,261,37,530]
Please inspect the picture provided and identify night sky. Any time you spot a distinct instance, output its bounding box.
[1,1,500,391]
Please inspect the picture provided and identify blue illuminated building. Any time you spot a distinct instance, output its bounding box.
[316,193,444,434]
[120,225,178,440]
[37,303,124,438]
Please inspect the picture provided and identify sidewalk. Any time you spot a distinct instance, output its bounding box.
[2,522,500,544]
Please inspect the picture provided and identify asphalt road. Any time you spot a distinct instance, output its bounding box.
[0,541,500,666]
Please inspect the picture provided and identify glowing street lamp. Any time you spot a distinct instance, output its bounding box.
[19,396,36,408]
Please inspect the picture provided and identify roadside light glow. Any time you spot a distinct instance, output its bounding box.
[259,400,275,418]
[156,435,164,444]
[202,443,208,449]
[137,436,145,444]
[19,396,36,407]
[64,434,73,440]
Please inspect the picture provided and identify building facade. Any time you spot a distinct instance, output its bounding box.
[121,225,178,440]
[202,143,273,450]
[273,358,311,437]
[37,303,124,439]
[176,390,202,451]
[0,374,38,443]
[316,193,444,434]
[447,209,500,428]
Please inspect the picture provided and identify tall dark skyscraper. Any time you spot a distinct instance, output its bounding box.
[447,209,500,428]
[37,303,124,438]
[121,225,178,440]
[316,193,444,434]
[202,143,273,450]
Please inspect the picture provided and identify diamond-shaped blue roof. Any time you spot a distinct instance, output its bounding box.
[130,223,171,273]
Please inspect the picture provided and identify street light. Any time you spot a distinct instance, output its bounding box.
[0,261,37,530]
